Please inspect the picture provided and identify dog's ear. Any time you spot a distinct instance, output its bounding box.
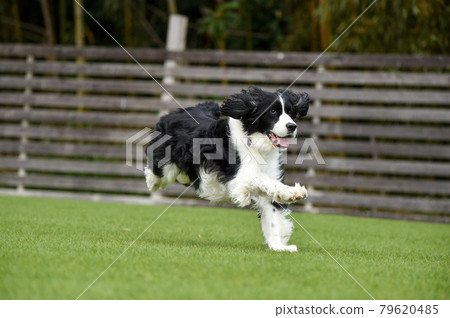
[221,97,252,119]
[221,87,260,119]
[278,89,311,119]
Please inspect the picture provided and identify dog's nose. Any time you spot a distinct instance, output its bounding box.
[286,123,297,132]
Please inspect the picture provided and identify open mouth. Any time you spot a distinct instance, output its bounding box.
[267,132,290,149]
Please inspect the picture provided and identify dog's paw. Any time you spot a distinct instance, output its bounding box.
[286,245,298,252]
[274,184,307,203]
[292,183,308,200]
[144,166,161,192]
[269,244,298,253]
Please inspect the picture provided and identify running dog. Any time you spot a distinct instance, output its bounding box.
[145,87,310,252]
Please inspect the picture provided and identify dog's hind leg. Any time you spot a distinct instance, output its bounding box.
[159,163,181,189]
[144,166,162,191]
[254,197,297,252]
[145,163,182,192]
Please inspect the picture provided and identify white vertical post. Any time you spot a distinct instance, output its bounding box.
[151,14,188,203]
[160,14,188,110]
[304,64,324,213]
[18,55,34,193]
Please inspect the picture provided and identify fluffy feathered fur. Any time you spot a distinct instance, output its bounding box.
[145,86,310,252]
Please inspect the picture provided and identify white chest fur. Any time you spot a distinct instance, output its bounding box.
[229,118,282,179]
[226,118,283,206]
[196,118,283,206]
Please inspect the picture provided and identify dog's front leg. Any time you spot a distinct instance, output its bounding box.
[254,197,297,252]
[253,176,307,204]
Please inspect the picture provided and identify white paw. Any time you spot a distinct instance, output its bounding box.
[268,244,298,252]
[144,166,161,192]
[274,183,307,203]
[286,245,298,252]
[176,172,190,184]
[292,183,308,200]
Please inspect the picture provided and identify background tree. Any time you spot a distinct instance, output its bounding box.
[0,0,448,54]
[39,0,54,44]
[198,0,240,50]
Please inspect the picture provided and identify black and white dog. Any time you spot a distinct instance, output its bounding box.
[144,87,310,252]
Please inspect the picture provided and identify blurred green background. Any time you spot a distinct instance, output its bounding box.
[1,0,448,53]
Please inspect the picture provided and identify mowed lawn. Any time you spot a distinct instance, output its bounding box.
[0,195,448,300]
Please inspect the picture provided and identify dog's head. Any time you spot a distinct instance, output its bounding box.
[221,86,310,149]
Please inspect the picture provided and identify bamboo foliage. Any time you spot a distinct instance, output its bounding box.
[0,0,448,54]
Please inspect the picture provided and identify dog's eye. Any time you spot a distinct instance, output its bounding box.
[270,109,277,115]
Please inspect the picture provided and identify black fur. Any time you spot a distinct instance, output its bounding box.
[272,201,288,211]
[146,86,309,191]
[146,101,240,189]
[222,86,309,135]
[277,88,310,119]
[144,87,311,251]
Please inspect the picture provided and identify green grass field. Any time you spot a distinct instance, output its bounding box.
[0,195,448,300]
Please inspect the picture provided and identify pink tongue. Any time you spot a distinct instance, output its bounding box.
[269,134,290,148]
[278,137,290,147]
